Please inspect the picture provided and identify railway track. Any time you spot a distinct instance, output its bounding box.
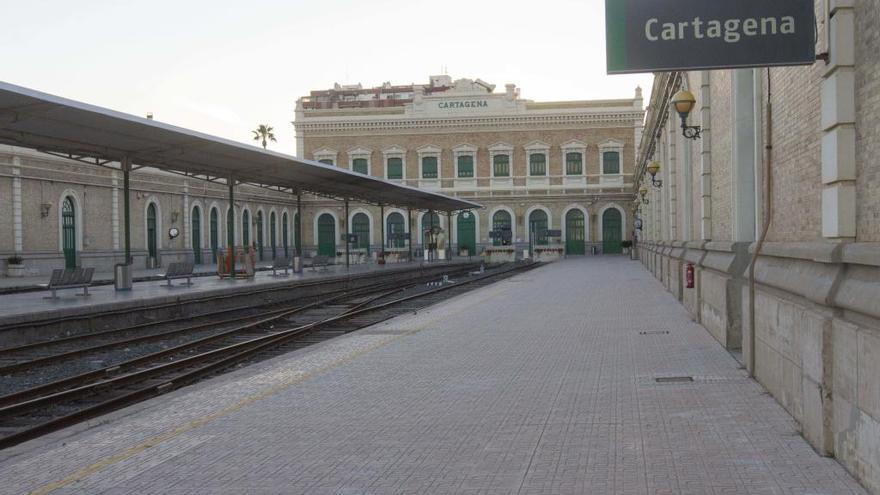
[0,261,537,449]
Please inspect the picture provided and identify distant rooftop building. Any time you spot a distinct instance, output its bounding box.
[299,75,502,110]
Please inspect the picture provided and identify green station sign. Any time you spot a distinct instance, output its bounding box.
[606,0,816,74]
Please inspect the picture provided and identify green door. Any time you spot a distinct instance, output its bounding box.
[492,210,512,246]
[282,212,289,258]
[256,211,264,261]
[456,212,476,255]
[147,203,158,260]
[242,210,250,247]
[270,212,277,259]
[565,209,585,255]
[210,208,219,263]
[317,213,336,257]
[352,213,370,250]
[61,196,76,268]
[386,213,406,248]
[529,210,548,246]
[602,208,623,254]
[192,206,202,264]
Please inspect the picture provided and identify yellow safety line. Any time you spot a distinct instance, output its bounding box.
[30,284,508,495]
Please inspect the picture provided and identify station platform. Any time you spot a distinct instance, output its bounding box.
[0,257,867,495]
[0,259,468,333]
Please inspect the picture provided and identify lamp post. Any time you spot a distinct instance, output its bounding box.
[646,161,663,188]
[639,185,650,204]
[671,89,702,140]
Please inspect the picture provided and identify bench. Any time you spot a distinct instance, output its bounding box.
[265,257,291,277]
[309,255,330,272]
[158,261,195,287]
[40,267,95,299]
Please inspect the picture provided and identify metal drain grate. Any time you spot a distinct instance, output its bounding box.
[639,330,670,335]
[655,376,694,383]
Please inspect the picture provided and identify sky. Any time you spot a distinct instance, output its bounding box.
[1,0,654,156]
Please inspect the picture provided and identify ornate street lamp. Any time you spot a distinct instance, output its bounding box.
[639,185,649,204]
[671,89,702,140]
[646,161,663,188]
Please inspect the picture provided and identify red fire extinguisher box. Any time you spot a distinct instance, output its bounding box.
[686,263,695,289]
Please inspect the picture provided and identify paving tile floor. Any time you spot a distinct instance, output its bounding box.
[0,257,868,495]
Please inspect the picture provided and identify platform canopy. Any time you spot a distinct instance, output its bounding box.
[0,81,480,212]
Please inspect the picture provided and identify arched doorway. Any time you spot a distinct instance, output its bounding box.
[352,213,370,250]
[529,210,549,246]
[147,203,158,263]
[61,196,77,268]
[317,213,336,257]
[421,212,440,247]
[602,208,623,254]
[457,212,476,255]
[270,212,277,260]
[210,208,219,263]
[242,210,250,247]
[565,209,585,255]
[492,210,512,246]
[282,212,289,258]
[386,212,406,248]
[192,205,202,264]
[256,211,265,261]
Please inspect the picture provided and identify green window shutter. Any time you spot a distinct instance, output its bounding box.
[565,152,583,175]
[493,154,510,177]
[422,156,438,178]
[387,157,403,179]
[318,158,334,165]
[457,155,474,178]
[529,153,546,176]
[352,158,368,174]
[603,151,620,174]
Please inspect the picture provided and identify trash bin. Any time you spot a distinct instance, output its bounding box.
[114,263,133,291]
[293,256,302,273]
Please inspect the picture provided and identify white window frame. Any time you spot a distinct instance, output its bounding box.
[451,143,477,189]
[598,139,625,175]
[524,141,550,177]
[312,147,338,166]
[560,140,587,176]
[382,145,406,180]
[488,142,514,178]
[416,144,442,180]
[348,146,372,175]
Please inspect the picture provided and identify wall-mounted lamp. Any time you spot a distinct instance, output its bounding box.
[671,90,702,140]
[646,161,663,188]
[639,186,649,204]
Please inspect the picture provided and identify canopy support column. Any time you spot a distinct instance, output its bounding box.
[379,204,385,264]
[227,177,236,278]
[407,207,413,263]
[114,156,134,291]
[294,190,302,273]
[447,211,453,261]
[344,199,350,270]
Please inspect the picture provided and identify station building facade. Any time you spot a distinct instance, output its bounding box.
[0,145,302,275]
[634,2,880,490]
[293,75,644,259]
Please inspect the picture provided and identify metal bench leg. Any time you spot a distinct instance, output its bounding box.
[181,276,192,286]
[166,278,172,287]
[43,289,59,300]
[82,285,89,297]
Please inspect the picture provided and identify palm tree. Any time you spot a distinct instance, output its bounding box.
[252,124,277,149]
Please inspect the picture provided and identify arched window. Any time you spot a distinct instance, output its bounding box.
[147,203,158,259]
[61,196,77,268]
[351,213,370,250]
[270,212,277,259]
[210,208,219,262]
[529,210,548,246]
[255,211,264,260]
[192,205,202,264]
[491,210,512,246]
[282,212,289,257]
[242,210,250,247]
[386,212,406,248]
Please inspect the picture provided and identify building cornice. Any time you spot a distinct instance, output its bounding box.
[295,111,645,136]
